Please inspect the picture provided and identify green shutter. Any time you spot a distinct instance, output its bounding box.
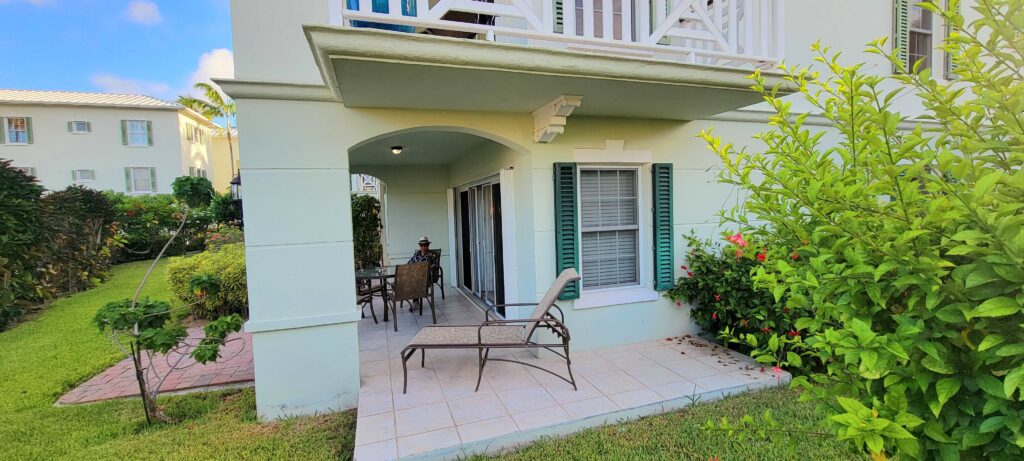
[0,117,5,144]
[553,162,580,300]
[67,121,73,132]
[554,0,564,33]
[86,122,92,133]
[149,168,157,192]
[652,163,675,291]
[893,0,910,73]
[120,120,128,145]
[146,121,153,146]
[124,167,132,192]
[944,0,960,79]
[25,117,33,144]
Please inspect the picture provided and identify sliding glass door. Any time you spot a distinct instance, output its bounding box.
[457,178,505,314]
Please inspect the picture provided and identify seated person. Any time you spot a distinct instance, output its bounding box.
[408,236,439,267]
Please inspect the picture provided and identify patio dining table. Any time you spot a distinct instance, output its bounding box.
[355,266,397,322]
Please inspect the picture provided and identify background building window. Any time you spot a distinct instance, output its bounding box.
[14,166,36,176]
[579,168,639,289]
[72,169,96,182]
[124,120,151,146]
[127,167,156,193]
[69,121,92,134]
[908,0,934,71]
[6,117,30,144]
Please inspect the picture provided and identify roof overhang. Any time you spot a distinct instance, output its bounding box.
[304,25,793,121]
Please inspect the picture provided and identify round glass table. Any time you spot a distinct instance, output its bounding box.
[355,266,397,323]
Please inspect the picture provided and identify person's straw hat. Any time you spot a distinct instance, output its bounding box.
[418,236,431,245]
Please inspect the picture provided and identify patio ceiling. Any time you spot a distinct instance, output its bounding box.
[305,26,794,122]
[349,130,496,166]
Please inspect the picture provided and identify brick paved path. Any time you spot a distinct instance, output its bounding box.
[58,328,253,404]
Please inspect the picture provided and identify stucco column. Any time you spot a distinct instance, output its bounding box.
[235,99,361,420]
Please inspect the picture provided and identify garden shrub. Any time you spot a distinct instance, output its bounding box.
[667,234,810,370]
[702,2,1024,459]
[204,225,244,251]
[209,191,241,226]
[171,176,215,209]
[36,186,119,296]
[104,192,184,261]
[0,160,46,328]
[166,243,247,319]
[352,194,383,269]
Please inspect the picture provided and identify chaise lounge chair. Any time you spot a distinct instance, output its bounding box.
[400,268,581,394]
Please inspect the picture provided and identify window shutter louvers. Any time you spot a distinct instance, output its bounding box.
[945,0,960,79]
[553,162,580,300]
[149,168,157,192]
[86,122,92,133]
[67,121,73,132]
[124,167,132,192]
[893,0,910,73]
[120,121,128,145]
[651,163,675,291]
[25,117,33,144]
[146,121,153,146]
[0,117,5,144]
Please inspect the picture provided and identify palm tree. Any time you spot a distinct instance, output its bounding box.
[177,82,237,177]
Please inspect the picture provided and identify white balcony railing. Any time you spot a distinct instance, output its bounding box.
[334,0,784,68]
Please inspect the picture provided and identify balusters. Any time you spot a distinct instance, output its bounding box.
[358,0,371,13]
[744,0,753,55]
[564,0,577,36]
[582,0,594,38]
[388,0,402,16]
[602,0,613,39]
[621,0,632,41]
[727,0,737,52]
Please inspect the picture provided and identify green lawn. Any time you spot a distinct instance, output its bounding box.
[0,260,354,461]
[0,260,853,461]
[485,387,862,461]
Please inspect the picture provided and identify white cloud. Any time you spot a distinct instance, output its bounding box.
[124,0,162,26]
[183,48,235,98]
[90,73,172,97]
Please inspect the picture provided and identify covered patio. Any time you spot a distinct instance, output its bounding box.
[353,293,788,460]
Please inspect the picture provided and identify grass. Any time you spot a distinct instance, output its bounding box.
[0,260,354,461]
[1,259,852,461]
[480,387,862,461]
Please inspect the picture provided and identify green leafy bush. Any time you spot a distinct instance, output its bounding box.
[702,2,1024,459]
[171,176,215,209]
[667,234,810,370]
[37,186,119,295]
[204,224,244,251]
[209,191,241,226]
[105,192,184,262]
[166,243,247,319]
[0,160,46,328]
[352,194,383,269]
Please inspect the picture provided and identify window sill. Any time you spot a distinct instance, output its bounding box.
[574,287,660,310]
[3,143,29,146]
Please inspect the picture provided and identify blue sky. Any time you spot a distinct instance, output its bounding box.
[0,0,233,100]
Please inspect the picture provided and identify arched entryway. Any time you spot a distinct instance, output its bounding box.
[348,126,531,318]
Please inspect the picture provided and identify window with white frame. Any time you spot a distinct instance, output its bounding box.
[908,0,934,71]
[72,169,96,182]
[192,125,205,144]
[69,121,91,134]
[14,166,36,176]
[126,120,150,146]
[6,117,29,144]
[579,167,639,290]
[128,167,156,193]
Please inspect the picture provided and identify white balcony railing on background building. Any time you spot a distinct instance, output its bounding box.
[333,0,784,68]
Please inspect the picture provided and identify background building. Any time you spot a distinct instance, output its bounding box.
[0,89,224,194]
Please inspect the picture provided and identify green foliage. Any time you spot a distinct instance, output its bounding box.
[171,176,215,209]
[701,2,1024,459]
[351,194,383,269]
[209,192,241,225]
[105,192,184,261]
[204,224,244,251]
[0,159,46,328]
[166,243,247,319]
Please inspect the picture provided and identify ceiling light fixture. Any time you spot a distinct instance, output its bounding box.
[391,146,403,155]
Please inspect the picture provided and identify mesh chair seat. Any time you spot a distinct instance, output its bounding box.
[408,325,524,347]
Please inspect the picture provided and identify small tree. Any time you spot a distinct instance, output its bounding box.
[93,207,242,424]
[352,194,383,269]
[702,1,1023,459]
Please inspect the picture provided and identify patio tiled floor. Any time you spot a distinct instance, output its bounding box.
[354,292,789,460]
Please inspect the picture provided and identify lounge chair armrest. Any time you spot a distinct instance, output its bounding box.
[549,305,566,324]
[493,303,539,307]
[478,318,569,344]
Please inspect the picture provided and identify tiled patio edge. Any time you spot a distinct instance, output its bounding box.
[402,378,790,461]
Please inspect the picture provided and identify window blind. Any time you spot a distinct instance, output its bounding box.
[580,169,638,289]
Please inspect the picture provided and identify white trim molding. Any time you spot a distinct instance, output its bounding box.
[575,287,660,310]
[245,311,362,333]
[574,140,653,163]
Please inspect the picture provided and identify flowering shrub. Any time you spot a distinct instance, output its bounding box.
[204,225,243,251]
[667,234,811,371]
[702,2,1024,459]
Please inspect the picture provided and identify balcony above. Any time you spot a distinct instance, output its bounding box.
[306,0,791,126]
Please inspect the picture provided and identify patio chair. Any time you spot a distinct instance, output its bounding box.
[399,268,581,394]
[428,249,445,300]
[389,262,434,332]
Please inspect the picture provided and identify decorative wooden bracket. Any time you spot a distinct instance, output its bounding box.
[532,95,583,143]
